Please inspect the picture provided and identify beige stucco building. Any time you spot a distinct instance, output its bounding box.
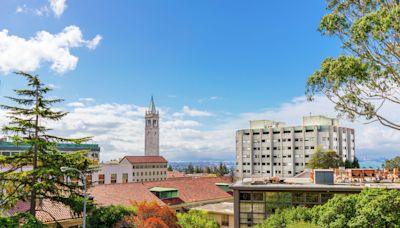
[89,156,168,185]
[236,115,355,178]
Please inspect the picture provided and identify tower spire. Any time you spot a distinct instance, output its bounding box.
[148,96,157,114]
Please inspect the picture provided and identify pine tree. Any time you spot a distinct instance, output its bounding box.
[0,72,94,216]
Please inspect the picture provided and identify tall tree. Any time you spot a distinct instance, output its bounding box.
[0,72,93,216]
[384,156,400,170]
[307,146,342,169]
[306,0,400,130]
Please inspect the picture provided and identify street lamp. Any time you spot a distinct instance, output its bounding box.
[61,167,87,228]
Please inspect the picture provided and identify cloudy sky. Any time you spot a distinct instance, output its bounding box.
[0,1,399,162]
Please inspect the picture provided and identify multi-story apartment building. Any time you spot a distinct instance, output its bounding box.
[236,115,355,178]
[89,156,168,185]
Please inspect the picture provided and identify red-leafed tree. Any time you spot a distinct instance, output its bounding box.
[143,217,169,228]
[115,201,180,228]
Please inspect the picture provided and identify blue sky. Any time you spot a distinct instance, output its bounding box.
[0,1,397,162]
[0,1,341,110]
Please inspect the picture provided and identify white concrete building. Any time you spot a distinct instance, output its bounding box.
[89,156,168,185]
[145,96,160,156]
[236,115,355,178]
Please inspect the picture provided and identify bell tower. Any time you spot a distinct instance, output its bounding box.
[145,96,159,156]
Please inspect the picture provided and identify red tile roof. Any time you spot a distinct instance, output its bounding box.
[122,156,168,164]
[144,176,232,205]
[89,183,165,207]
[9,200,81,223]
[89,176,232,207]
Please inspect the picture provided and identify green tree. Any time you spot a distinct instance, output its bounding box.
[0,72,93,216]
[314,188,400,227]
[177,210,219,228]
[257,188,400,228]
[306,0,400,130]
[307,146,342,169]
[214,162,229,177]
[167,165,173,171]
[186,163,194,174]
[86,205,136,228]
[384,156,400,170]
[345,156,360,168]
[0,213,44,228]
[254,207,313,228]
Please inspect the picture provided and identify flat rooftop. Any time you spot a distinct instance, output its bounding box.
[191,202,233,215]
[231,181,400,192]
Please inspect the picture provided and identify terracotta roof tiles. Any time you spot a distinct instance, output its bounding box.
[122,156,168,164]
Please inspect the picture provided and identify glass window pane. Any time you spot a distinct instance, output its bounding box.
[240,203,252,213]
[252,203,265,213]
[292,192,305,203]
[279,192,291,204]
[240,193,251,201]
[306,192,319,203]
[265,192,279,203]
[252,192,264,201]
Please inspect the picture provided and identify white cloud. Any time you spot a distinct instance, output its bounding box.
[0,26,102,74]
[173,106,214,117]
[198,96,221,103]
[16,5,27,13]
[16,4,50,17]
[87,35,102,50]
[49,0,67,17]
[0,95,399,162]
[79,98,95,102]
[67,102,85,107]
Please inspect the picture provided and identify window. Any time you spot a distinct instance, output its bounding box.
[122,173,128,183]
[98,174,105,185]
[240,192,251,201]
[221,214,229,226]
[111,173,117,184]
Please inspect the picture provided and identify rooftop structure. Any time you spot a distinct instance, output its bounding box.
[231,169,400,227]
[236,115,355,179]
[0,140,100,160]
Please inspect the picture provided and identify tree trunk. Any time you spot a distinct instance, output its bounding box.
[30,85,39,216]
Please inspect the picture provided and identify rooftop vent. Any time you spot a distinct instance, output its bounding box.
[150,187,178,200]
[314,169,334,185]
[215,183,230,192]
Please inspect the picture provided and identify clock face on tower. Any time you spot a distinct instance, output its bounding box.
[145,96,159,156]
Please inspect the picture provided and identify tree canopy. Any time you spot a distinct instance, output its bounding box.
[306,0,400,130]
[0,72,94,217]
[177,210,220,228]
[256,188,400,228]
[307,146,342,169]
[384,156,400,170]
[86,205,136,228]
